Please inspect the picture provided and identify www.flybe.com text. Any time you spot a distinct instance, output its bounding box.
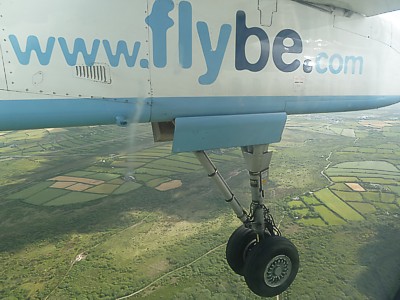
[8,0,364,85]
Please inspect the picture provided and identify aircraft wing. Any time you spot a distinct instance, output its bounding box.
[295,0,400,16]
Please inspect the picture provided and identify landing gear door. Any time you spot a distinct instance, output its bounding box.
[259,0,277,27]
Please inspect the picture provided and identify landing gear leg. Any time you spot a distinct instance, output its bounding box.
[194,145,299,297]
[241,145,277,237]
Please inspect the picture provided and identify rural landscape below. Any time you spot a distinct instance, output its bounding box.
[1,104,399,299]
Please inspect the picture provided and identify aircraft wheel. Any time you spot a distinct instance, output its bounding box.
[243,236,299,297]
[226,225,258,275]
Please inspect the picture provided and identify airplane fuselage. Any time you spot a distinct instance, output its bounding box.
[2,1,400,297]
[0,0,399,132]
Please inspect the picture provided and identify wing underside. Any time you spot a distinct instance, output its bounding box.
[293,0,400,16]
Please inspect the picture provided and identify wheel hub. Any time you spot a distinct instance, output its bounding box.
[264,255,292,287]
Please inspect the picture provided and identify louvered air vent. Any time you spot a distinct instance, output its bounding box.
[75,63,111,84]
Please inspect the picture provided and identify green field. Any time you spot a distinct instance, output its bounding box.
[134,167,175,176]
[7,182,53,200]
[85,173,121,181]
[298,217,326,226]
[5,139,204,207]
[25,189,70,205]
[348,202,376,215]
[314,189,364,221]
[146,177,171,188]
[332,161,399,171]
[288,200,307,209]
[329,176,359,182]
[381,193,396,203]
[314,206,346,225]
[360,177,399,185]
[326,169,400,179]
[86,184,120,194]
[330,183,352,191]
[113,182,142,195]
[1,111,400,299]
[374,203,399,211]
[65,171,98,178]
[44,192,106,206]
[362,192,381,202]
[389,186,400,195]
[302,194,320,205]
[291,208,309,218]
[151,158,201,171]
[332,190,363,202]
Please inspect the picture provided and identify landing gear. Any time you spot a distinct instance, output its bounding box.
[226,226,299,297]
[244,236,299,297]
[226,225,257,276]
[194,145,299,297]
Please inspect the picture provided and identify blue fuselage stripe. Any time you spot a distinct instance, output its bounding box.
[150,95,400,121]
[0,95,399,130]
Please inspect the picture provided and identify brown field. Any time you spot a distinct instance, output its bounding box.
[51,181,76,189]
[156,180,183,191]
[66,183,93,191]
[345,183,365,192]
[50,176,104,186]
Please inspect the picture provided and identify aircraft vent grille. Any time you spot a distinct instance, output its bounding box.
[74,64,111,84]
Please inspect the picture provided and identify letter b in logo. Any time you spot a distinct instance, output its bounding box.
[235,11,269,72]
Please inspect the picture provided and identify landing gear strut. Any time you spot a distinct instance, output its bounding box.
[194,145,299,297]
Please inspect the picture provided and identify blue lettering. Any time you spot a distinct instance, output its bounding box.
[8,3,364,82]
[58,38,100,66]
[140,59,149,69]
[103,40,141,67]
[235,11,269,72]
[316,52,328,74]
[273,29,302,72]
[316,52,363,75]
[145,0,174,68]
[9,35,55,65]
[179,1,192,69]
[197,22,232,85]
[344,56,363,75]
[329,54,343,74]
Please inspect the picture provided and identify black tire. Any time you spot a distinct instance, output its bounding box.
[226,225,258,276]
[243,236,299,297]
